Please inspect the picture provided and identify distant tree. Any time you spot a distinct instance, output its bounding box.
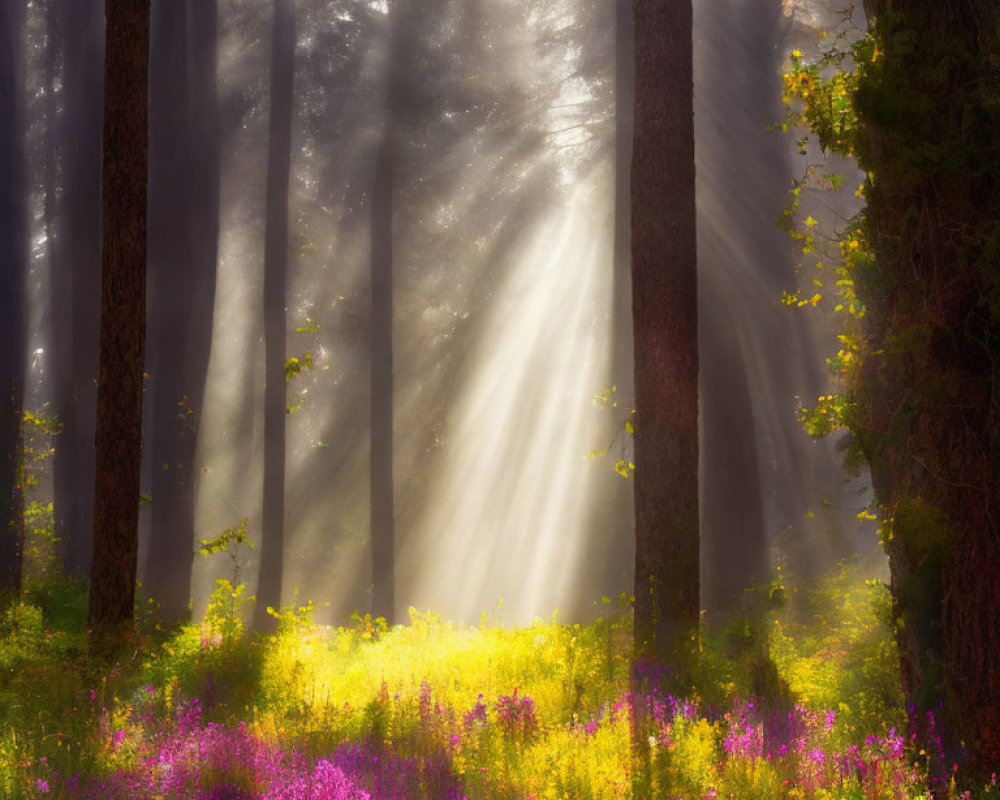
[52,0,103,579]
[0,1,27,592]
[612,0,635,394]
[89,0,150,647]
[369,0,406,625]
[254,0,296,631]
[630,0,699,688]
[144,0,221,625]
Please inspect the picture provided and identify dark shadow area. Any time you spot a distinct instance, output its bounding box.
[0,1,28,589]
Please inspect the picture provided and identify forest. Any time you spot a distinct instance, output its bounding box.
[1,0,998,798]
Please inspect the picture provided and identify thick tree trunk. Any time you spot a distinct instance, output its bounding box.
[254,0,295,632]
[856,0,1000,786]
[630,0,699,687]
[53,0,103,579]
[89,0,150,648]
[144,0,220,624]
[0,1,27,592]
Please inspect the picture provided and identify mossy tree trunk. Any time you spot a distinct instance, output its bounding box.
[89,0,150,650]
[855,0,1000,785]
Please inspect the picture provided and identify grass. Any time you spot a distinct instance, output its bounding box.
[0,562,991,800]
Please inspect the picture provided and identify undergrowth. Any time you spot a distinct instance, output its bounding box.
[1,563,991,799]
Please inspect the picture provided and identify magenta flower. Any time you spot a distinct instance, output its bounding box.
[463,694,488,728]
[496,689,538,735]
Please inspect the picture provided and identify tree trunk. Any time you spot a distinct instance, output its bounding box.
[53,0,103,579]
[856,0,1000,786]
[370,1,403,625]
[144,0,220,624]
[612,0,635,408]
[630,0,699,688]
[0,0,27,592]
[89,0,150,649]
[254,0,295,632]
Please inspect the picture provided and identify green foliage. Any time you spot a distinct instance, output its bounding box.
[198,516,251,558]
[0,569,934,798]
[18,408,62,583]
[283,351,314,384]
[587,386,635,478]
[294,316,321,335]
[284,317,326,413]
[198,518,254,641]
[776,21,876,479]
[769,561,905,741]
[175,394,198,434]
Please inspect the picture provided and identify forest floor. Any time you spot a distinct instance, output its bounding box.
[0,562,984,799]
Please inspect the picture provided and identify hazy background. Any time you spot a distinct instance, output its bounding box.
[16,0,881,627]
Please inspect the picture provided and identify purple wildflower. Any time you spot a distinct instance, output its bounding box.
[463,694,488,728]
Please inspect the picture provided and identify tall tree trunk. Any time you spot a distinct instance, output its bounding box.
[254,0,295,632]
[370,134,394,624]
[0,1,27,592]
[89,0,150,649]
[369,1,403,625]
[53,0,103,579]
[612,0,635,398]
[605,0,637,593]
[630,0,699,686]
[855,0,1000,786]
[144,0,220,624]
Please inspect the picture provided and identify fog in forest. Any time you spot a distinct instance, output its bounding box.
[12,0,882,627]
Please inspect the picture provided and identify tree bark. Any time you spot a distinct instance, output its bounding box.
[630,0,700,688]
[856,0,1000,786]
[0,0,27,592]
[89,0,150,649]
[254,0,295,632]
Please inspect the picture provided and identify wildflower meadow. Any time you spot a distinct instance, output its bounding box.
[3,562,993,800]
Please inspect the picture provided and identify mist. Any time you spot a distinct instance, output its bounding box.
[14,0,881,627]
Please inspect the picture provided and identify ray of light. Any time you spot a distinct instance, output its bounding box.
[399,168,615,623]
